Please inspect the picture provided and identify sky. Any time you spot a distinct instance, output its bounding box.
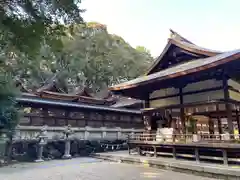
[81,0,240,57]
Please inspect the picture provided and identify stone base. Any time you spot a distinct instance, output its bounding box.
[62,154,72,159]
[34,159,44,163]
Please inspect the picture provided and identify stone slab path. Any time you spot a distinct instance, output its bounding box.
[0,157,215,180]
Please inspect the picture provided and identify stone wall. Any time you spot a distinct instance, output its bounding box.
[14,125,144,141]
[0,125,144,164]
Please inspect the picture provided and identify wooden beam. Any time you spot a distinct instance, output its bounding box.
[149,86,223,101]
[178,49,202,58]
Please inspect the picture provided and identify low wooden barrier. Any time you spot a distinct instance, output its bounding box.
[127,133,240,165]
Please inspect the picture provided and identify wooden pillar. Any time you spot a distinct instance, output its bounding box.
[195,148,200,163]
[42,107,49,125]
[128,143,131,155]
[222,149,228,165]
[136,146,141,155]
[85,112,89,126]
[223,74,234,135]
[216,104,223,136]
[144,93,150,108]
[236,110,240,135]
[65,110,70,126]
[144,100,149,109]
[179,87,186,134]
[208,117,214,135]
[153,146,157,157]
[144,94,149,128]
[172,146,177,159]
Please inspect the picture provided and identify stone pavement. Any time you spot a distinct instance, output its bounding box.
[92,151,240,179]
[0,157,215,180]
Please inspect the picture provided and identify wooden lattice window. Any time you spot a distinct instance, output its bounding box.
[47,109,65,117]
[111,114,118,121]
[105,114,111,121]
[96,113,103,121]
[120,115,130,122]
[90,113,97,120]
[31,108,42,114]
[133,116,142,123]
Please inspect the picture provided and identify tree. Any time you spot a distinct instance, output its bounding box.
[0,73,19,132]
[58,23,154,92]
[6,22,154,93]
[0,0,85,122]
[136,46,151,54]
[0,0,85,162]
[0,0,85,55]
[3,22,154,94]
[0,72,20,162]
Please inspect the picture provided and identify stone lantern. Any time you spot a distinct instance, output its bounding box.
[62,125,74,159]
[35,125,48,162]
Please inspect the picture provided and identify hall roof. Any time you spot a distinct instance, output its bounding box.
[109,30,240,95]
[145,29,222,75]
[110,49,240,91]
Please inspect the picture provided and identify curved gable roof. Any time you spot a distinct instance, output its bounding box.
[110,49,240,91]
[146,29,222,75]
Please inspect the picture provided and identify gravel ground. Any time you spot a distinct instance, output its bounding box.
[0,158,216,180]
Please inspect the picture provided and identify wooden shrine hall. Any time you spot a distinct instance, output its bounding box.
[109,30,240,165]
[15,77,143,129]
[110,29,240,136]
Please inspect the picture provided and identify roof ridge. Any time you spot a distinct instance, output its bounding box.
[169,29,195,44]
[145,31,223,75]
[171,38,222,55]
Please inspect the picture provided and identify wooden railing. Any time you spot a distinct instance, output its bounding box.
[127,133,240,165]
[128,133,240,143]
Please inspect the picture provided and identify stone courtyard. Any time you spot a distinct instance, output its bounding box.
[0,158,215,180]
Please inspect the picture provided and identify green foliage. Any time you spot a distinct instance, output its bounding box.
[5,22,154,93]
[0,0,85,55]
[0,0,85,153]
[0,73,20,134]
[136,46,151,54]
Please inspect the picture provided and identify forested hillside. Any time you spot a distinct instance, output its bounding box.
[0,1,153,137]
[3,22,154,93]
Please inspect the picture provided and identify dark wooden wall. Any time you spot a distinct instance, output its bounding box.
[19,106,143,129]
